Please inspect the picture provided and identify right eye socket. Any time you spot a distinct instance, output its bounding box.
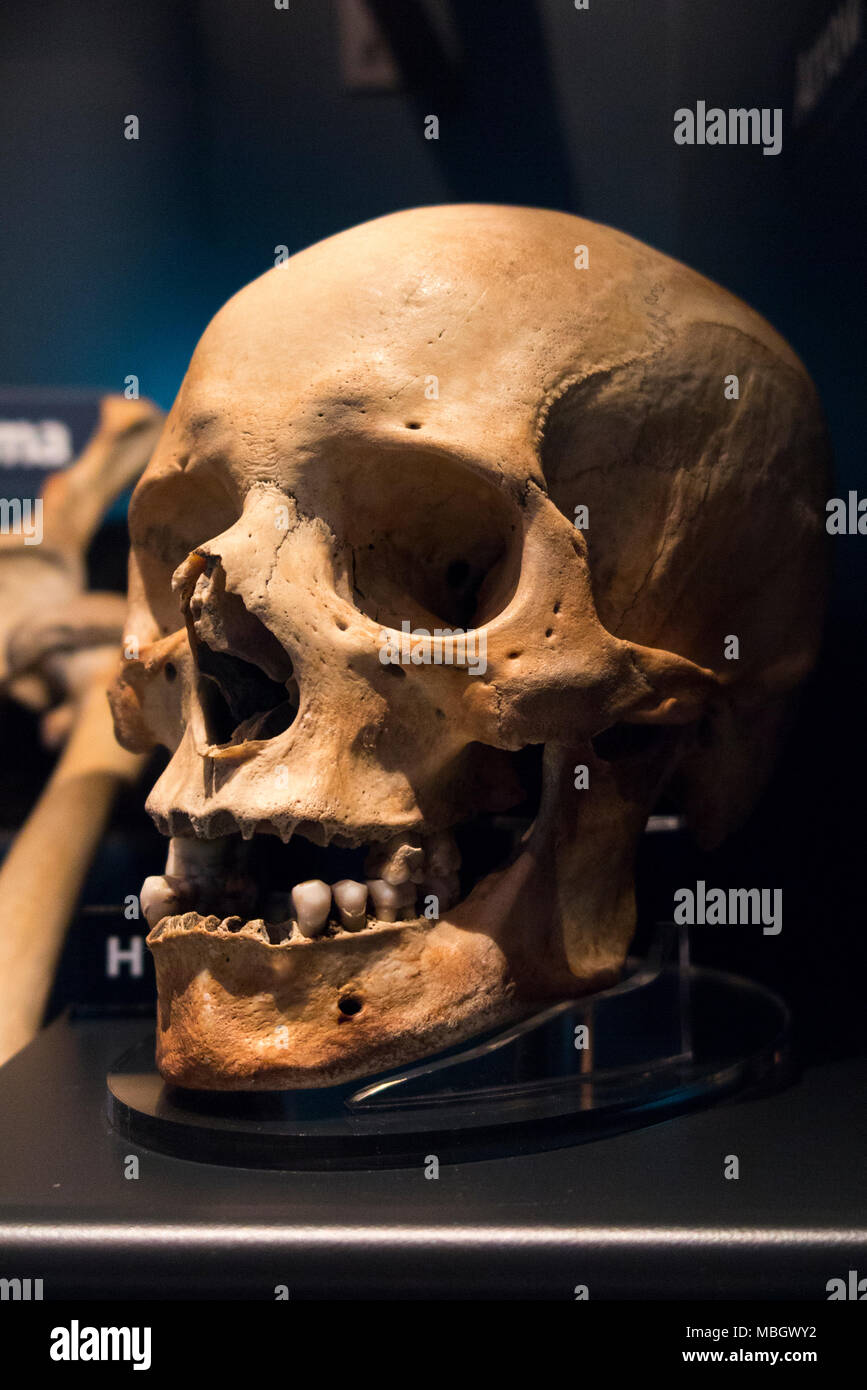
[129,471,238,636]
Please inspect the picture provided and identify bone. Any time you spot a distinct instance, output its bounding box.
[366,878,417,923]
[291,880,332,937]
[239,918,270,942]
[423,831,462,878]
[333,879,369,932]
[365,833,424,885]
[140,875,186,929]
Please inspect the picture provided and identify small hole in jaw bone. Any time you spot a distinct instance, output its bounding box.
[164,662,177,682]
[338,993,364,1017]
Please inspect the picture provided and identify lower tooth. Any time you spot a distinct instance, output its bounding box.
[366,878,416,923]
[140,875,186,929]
[333,879,369,932]
[291,880,332,937]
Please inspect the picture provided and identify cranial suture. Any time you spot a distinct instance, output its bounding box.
[109,205,829,1089]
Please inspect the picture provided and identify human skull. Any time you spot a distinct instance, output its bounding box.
[110,205,829,1090]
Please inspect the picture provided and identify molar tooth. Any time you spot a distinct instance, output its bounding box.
[140,875,186,929]
[366,878,416,923]
[291,880,332,937]
[333,879,369,932]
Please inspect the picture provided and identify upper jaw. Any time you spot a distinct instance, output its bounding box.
[139,823,469,942]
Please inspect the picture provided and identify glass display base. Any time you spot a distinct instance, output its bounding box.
[106,926,791,1169]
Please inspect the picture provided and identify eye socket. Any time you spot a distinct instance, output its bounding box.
[129,470,239,634]
[324,451,520,631]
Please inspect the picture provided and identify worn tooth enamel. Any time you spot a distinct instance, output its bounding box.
[366,877,416,922]
[140,875,185,929]
[291,879,332,937]
[333,879,369,931]
[424,831,462,877]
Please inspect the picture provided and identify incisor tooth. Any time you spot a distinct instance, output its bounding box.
[333,879,369,931]
[166,835,233,879]
[291,880,332,937]
[366,878,416,923]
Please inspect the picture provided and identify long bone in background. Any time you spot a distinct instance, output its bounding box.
[0,395,163,1066]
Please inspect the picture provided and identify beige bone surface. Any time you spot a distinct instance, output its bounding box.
[0,394,162,1065]
[0,654,141,1064]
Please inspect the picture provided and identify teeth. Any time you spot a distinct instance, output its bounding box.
[366,878,417,923]
[365,833,425,885]
[140,875,186,929]
[424,831,461,877]
[291,879,332,937]
[166,835,234,879]
[333,879,369,931]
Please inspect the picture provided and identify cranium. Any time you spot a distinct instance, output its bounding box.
[110,205,828,1089]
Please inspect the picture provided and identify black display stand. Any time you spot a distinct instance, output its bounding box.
[2,1007,866,1298]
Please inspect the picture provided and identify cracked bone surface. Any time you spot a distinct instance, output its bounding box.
[110,205,829,1089]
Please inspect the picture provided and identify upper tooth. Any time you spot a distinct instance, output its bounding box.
[291,880,332,937]
[140,875,185,929]
[366,878,416,922]
[333,880,368,931]
[424,831,461,877]
[166,834,234,880]
[365,833,424,885]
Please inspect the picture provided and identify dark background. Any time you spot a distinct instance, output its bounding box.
[0,0,865,1061]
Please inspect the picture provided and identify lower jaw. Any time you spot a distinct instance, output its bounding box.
[150,911,524,1090]
[148,829,559,1091]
